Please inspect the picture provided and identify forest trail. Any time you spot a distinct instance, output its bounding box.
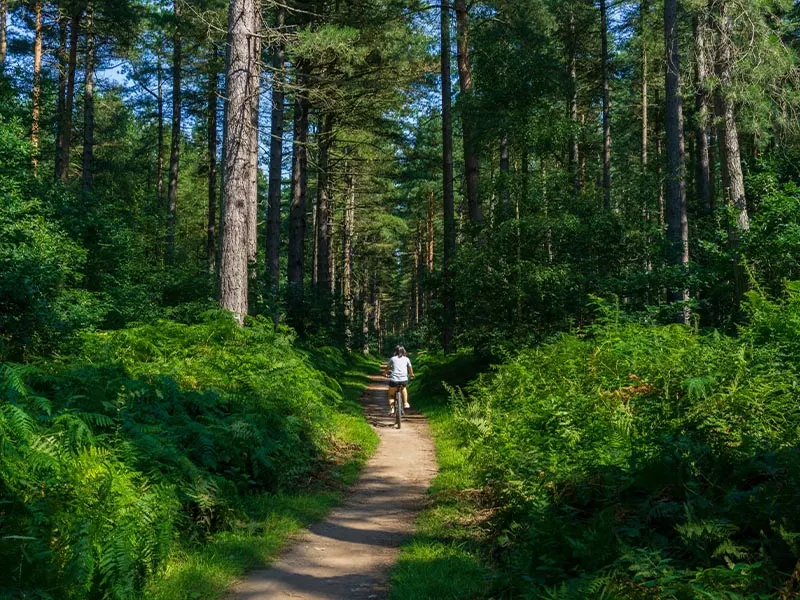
[227,373,438,600]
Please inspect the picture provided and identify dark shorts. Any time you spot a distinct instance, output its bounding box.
[389,380,408,388]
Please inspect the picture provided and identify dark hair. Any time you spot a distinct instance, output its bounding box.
[394,345,407,357]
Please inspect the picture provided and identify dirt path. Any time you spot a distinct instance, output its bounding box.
[227,374,438,600]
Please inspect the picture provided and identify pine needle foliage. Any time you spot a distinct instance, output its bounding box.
[452,284,800,598]
[0,314,362,599]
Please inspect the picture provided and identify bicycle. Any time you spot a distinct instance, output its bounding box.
[392,382,407,429]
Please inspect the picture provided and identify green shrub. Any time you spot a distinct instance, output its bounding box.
[0,363,177,600]
[0,315,362,599]
[455,287,800,598]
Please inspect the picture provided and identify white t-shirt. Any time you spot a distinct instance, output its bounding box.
[388,355,412,383]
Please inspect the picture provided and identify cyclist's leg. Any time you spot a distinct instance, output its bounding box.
[401,385,410,409]
[387,385,397,414]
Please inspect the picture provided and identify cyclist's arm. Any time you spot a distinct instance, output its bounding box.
[408,361,415,378]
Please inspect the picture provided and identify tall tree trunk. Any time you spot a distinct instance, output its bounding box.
[708,129,716,202]
[579,112,587,188]
[373,285,382,354]
[693,12,712,214]
[600,0,612,210]
[499,134,510,210]
[217,39,230,288]
[55,7,67,173]
[207,63,219,273]
[411,229,420,325]
[455,0,480,224]
[31,0,43,173]
[711,0,748,305]
[153,48,165,208]
[266,6,285,317]
[343,166,355,350]
[424,189,434,320]
[311,179,318,286]
[220,0,258,323]
[329,223,336,297]
[362,290,371,355]
[711,0,747,235]
[655,87,665,226]
[165,1,182,265]
[247,4,261,271]
[640,0,648,170]
[441,0,455,353]
[515,183,523,323]
[56,9,81,182]
[640,0,651,271]
[316,112,334,298]
[664,0,690,323]
[288,71,310,331]
[568,8,580,195]
[0,0,7,67]
[542,162,554,263]
[81,4,95,193]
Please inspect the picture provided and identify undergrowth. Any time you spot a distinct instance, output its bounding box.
[446,284,800,598]
[0,313,378,600]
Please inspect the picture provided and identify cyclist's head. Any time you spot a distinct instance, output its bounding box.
[395,345,407,357]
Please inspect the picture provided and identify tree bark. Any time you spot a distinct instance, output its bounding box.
[362,290,371,355]
[55,7,67,175]
[373,284,382,355]
[266,6,285,313]
[156,46,165,208]
[422,189,435,321]
[311,177,318,286]
[542,162,554,263]
[411,229,420,325]
[711,0,748,305]
[56,9,81,182]
[0,0,7,67]
[499,134,510,210]
[343,166,355,350]
[247,4,261,271]
[640,0,651,271]
[207,62,219,273]
[316,112,334,298]
[640,0,648,170]
[165,1,182,265]
[219,0,259,323]
[568,7,580,195]
[711,0,748,236]
[664,0,690,323]
[600,0,612,210]
[655,87,665,226]
[693,13,712,214]
[81,4,95,193]
[454,0,480,225]
[288,70,310,330]
[31,0,43,174]
[441,0,456,353]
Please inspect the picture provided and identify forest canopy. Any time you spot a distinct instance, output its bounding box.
[4,0,800,597]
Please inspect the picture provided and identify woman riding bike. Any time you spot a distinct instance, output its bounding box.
[386,345,414,416]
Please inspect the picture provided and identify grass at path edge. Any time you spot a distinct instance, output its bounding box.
[145,352,380,600]
[389,352,498,600]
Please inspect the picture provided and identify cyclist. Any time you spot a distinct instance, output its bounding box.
[386,345,414,416]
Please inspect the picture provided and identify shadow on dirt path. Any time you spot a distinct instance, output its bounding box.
[227,373,438,600]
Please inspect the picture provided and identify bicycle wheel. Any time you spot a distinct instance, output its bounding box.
[395,388,402,429]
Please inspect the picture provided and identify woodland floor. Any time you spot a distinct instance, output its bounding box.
[226,374,439,600]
